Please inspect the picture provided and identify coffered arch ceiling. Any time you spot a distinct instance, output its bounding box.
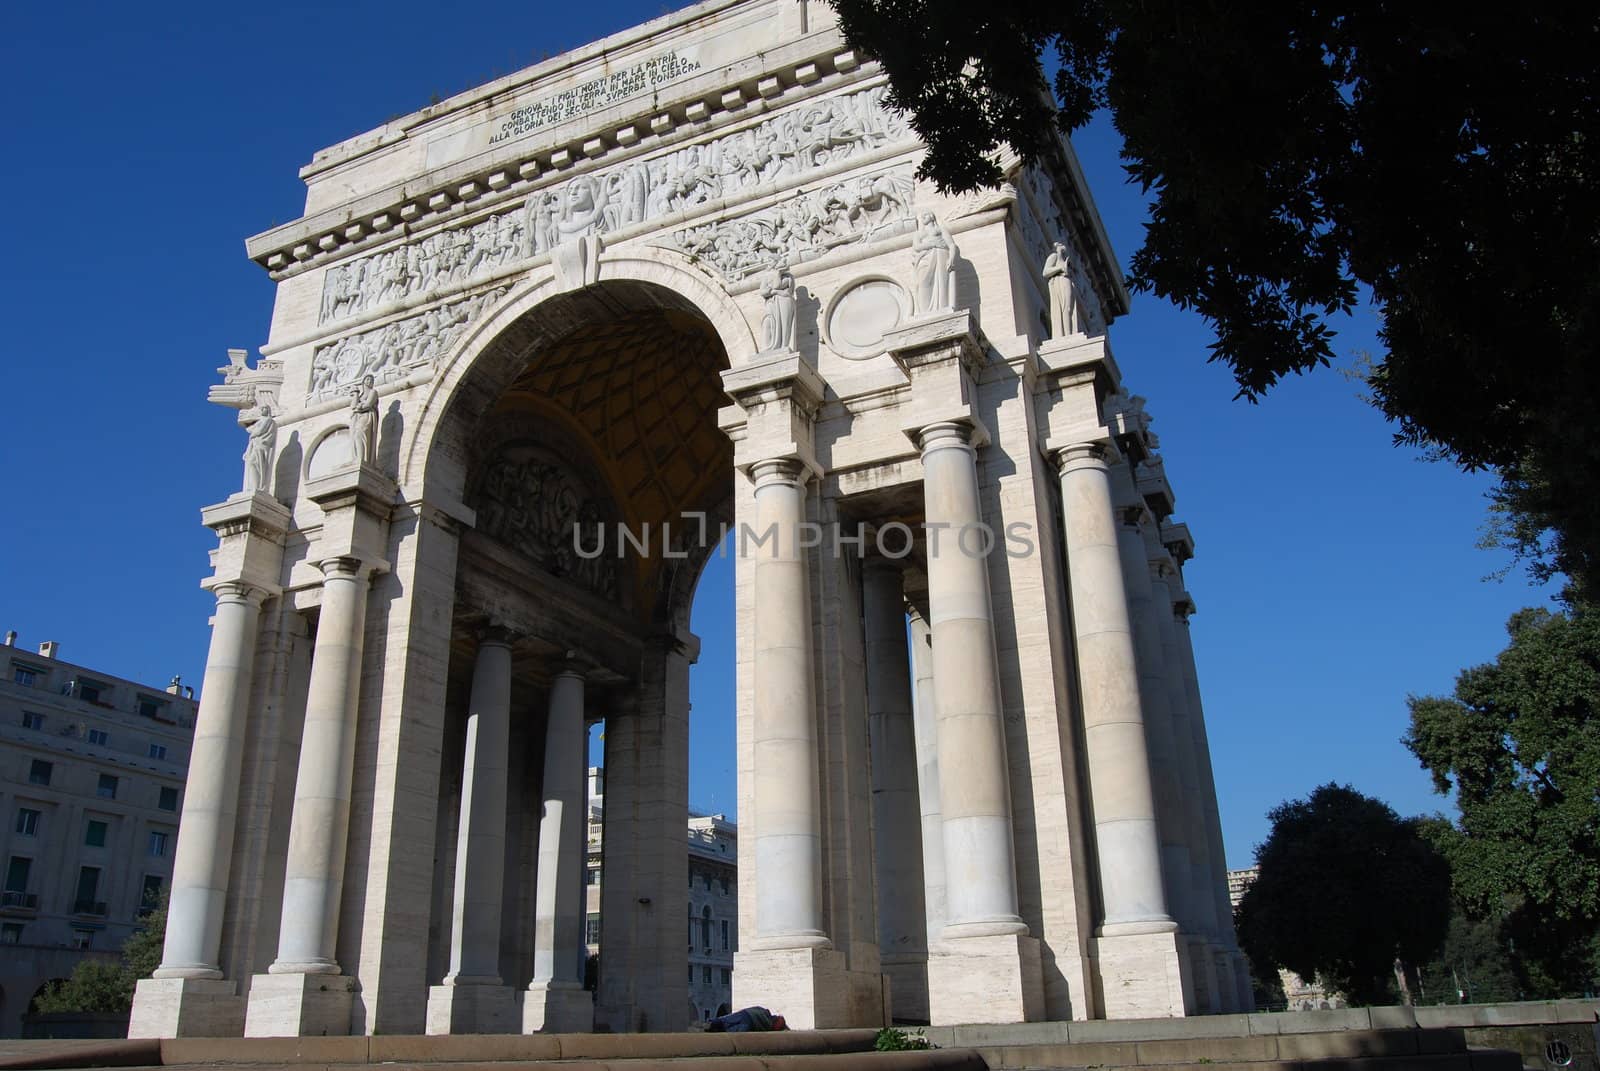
[468,286,732,618]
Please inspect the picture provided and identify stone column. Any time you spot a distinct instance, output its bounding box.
[1054,443,1189,1017]
[245,556,372,1036]
[525,666,594,1032]
[427,632,517,1034]
[1175,607,1255,1012]
[862,558,927,1022]
[130,581,266,1038]
[749,458,827,948]
[919,421,1040,1023]
[907,610,947,946]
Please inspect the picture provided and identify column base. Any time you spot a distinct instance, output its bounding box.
[927,933,1043,1025]
[1210,946,1238,1013]
[1186,934,1219,1013]
[1231,950,1256,1012]
[1094,929,1194,1019]
[733,946,883,1029]
[882,954,929,1024]
[426,983,519,1035]
[522,982,593,1033]
[244,973,356,1037]
[129,977,245,1038]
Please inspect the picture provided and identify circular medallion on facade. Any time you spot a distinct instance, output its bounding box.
[824,277,911,360]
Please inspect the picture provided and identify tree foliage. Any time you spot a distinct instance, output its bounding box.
[1405,605,1600,994]
[1234,783,1451,1006]
[830,1,1600,593]
[32,901,166,1016]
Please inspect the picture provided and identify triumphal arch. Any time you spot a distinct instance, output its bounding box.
[130,0,1248,1039]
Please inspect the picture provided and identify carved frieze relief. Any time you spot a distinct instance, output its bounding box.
[472,442,619,600]
[308,286,507,403]
[316,84,914,324]
[651,164,916,281]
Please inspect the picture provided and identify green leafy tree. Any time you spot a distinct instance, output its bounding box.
[1234,783,1451,1006]
[830,1,1600,594]
[1405,605,1600,995]
[32,899,167,1016]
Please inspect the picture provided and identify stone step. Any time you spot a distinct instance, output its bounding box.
[1013,1055,1522,1071]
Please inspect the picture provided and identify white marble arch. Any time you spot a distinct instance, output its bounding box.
[402,247,759,498]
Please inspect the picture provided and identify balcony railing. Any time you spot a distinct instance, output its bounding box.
[1,891,39,911]
[72,898,108,917]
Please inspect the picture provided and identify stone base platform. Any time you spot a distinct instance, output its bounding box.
[927,933,1044,1025]
[425,983,518,1035]
[521,982,593,1034]
[732,946,886,1029]
[243,974,356,1038]
[127,977,244,1038]
[1094,928,1193,1019]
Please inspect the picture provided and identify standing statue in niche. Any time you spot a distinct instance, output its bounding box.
[242,405,277,495]
[349,375,378,468]
[911,211,958,315]
[758,262,798,352]
[1043,241,1084,337]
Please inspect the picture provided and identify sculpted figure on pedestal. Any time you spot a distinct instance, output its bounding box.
[911,211,958,315]
[242,405,277,495]
[758,263,798,353]
[1043,241,1082,337]
[349,375,378,468]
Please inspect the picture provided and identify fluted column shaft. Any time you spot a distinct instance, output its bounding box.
[919,421,1025,938]
[750,458,828,948]
[270,558,371,974]
[862,559,927,964]
[1055,444,1175,933]
[532,669,587,986]
[1146,563,1219,940]
[156,582,267,979]
[907,610,947,943]
[1116,518,1193,932]
[446,635,513,985]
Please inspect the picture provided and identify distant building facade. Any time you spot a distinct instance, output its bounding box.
[0,634,197,1036]
[585,768,736,1023]
[1225,866,1346,1012]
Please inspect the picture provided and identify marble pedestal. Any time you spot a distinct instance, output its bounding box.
[881,954,929,1024]
[426,983,519,1035]
[1231,951,1255,1011]
[1186,935,1219,1013]
[128,977,245,1038]
[733,946,883,1029]
[1095,930,1193,1019]
[1210,946,1237,1013]
[522,982,593,1033]
[243,974,356,1037]
[927,934,1043,1025]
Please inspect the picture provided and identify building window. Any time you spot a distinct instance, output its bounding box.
[141,875,164,912]
[721,967,731,986]
[13,666,37,687]
[148,831,169,857]
[15,809,40,837]
[687,868,694,889]
[702,906,712,950]
[687,906,694,951]
[28,760,51,786]
[79,684,102,704]
[148,743,168,760]
[720,876,730,895]
[84,820,108,848]
[21,711,43,730]
[0,923,21,945]
[4,856,32,894]
[721,919,729,951]
[586,912,601,945]
[586,865,600,886]
[702,965,712,985]
[97,774,118,799]
[88,729,109,746]
[703,873,713,891]
[74,866,101,913]
[686,964,694,986]
[138,698,161,719]
[71,929,93,950]
[158,786,179,812]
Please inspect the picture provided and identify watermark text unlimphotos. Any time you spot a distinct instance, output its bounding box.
[572,514,1037,561]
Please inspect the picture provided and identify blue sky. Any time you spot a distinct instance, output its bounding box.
[1,2,1555,870]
